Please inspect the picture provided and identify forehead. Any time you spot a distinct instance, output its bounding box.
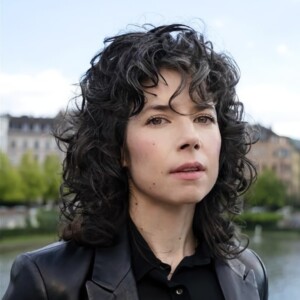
[143,68,183,96]
[142,69,214,114]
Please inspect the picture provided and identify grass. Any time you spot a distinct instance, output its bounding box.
[0,233,58,253]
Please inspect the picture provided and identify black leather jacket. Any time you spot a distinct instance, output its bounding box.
[3,231,268,300]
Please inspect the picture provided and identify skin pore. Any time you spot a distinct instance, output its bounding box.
[124,69,221,278]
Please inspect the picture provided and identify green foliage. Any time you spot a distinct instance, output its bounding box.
[0,152,24,202]
[0,152,62,204]
[42,155,62,202]
[36,208,59,232]
[236,211,282,229]
[18,152,46,203]
[245,169,286,209]
[286,194,300,208]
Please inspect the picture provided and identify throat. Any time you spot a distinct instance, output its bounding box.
[129,195,197,272]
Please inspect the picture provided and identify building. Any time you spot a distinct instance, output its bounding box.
[248,124,300,201]
[0,115,9,153]
[0,114,64,165]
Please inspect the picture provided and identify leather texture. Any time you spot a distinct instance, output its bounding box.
[3,231,268,300]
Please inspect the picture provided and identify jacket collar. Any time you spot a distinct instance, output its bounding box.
[215,257,260,300]
[85,227,139,300]
[85,227,260,300]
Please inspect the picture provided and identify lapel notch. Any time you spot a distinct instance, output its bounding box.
[85,227,139,300]
[215,258,260,300]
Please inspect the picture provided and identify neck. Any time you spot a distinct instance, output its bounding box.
[129,198,197,276]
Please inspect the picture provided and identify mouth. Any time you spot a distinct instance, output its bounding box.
[170,162,205,180]
[170,162,205,173]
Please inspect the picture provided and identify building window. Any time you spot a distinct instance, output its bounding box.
[274,148,290,158]
[22,123,30,132]
[10,140,16,149]
[44,124,51,133]
[23,140,28,150]
[34,140,39,149]
[33,123,40,132]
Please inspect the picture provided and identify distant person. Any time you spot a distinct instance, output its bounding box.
[4,23,268,300]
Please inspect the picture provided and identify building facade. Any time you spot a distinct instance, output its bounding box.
[0,115,9,154]
[0,114,64,165]
[248,125,300,201]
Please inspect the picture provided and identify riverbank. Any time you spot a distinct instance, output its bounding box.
[0,233,58,253]
[1,228,299,255]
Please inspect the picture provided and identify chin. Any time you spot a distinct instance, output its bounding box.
[170,194,206,206]
[183,190,209,202]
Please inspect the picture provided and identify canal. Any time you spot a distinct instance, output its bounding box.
[1,230,300,298]
[249,230,300,299]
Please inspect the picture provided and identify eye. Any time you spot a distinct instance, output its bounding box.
[146,116,169,126]
[194,114,216,124]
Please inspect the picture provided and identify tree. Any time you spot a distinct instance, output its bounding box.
[245,169,286,209]
[42,155,62,203]
[18,152,45,203]
[0,152,24,202]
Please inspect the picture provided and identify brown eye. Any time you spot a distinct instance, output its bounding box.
[194,115,215,124]
[146,117,169,126]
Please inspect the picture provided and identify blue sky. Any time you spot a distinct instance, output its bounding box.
[1,0,300,139]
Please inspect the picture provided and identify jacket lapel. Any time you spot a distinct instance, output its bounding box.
[84,227,261,300]
[215,258,260,300]
[85,229,139,300]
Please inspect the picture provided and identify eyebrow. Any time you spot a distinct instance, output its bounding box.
[144,104,171,112]
[143,103,216,113]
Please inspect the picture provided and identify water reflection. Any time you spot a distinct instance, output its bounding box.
[0,250,21,298]
[249,231,300,299]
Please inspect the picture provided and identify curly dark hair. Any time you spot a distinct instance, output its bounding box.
[56,24,256,260]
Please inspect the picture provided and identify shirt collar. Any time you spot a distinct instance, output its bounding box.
[128,218,212,281]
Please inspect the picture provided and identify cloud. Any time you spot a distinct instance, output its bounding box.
[273,121,300,140]
[276,44,289,56]
[246,41,255,49]
[238,83,300,139]
[0,70,76,117]
[211,18,225,29]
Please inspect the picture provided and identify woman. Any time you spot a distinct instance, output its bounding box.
[4,24,268,300]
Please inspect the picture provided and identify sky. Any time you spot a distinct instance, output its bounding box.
[1,0,300,139]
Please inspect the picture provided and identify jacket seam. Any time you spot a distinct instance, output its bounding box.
[23,254,49,300]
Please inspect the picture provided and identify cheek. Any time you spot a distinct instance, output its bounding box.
[125,135,157,167]
[209,133,222,167]
[215,139,222,158]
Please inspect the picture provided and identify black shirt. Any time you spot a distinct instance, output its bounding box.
[128,220,225,300]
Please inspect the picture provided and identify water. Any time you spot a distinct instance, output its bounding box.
[1,231,300,299]
[249,230,300,299]
[0,244,42,299]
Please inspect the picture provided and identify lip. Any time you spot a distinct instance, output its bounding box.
[170,162,206,180]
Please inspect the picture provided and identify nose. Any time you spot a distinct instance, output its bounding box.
[180,141,200,150]
[177,120,201,151]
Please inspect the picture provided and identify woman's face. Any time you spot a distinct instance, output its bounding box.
[124,69,221,208]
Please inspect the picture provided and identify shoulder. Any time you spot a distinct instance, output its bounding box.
[19,241,94,285]
[238,248,268,300]
[3,240,94,300]
[24,239,93,265]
